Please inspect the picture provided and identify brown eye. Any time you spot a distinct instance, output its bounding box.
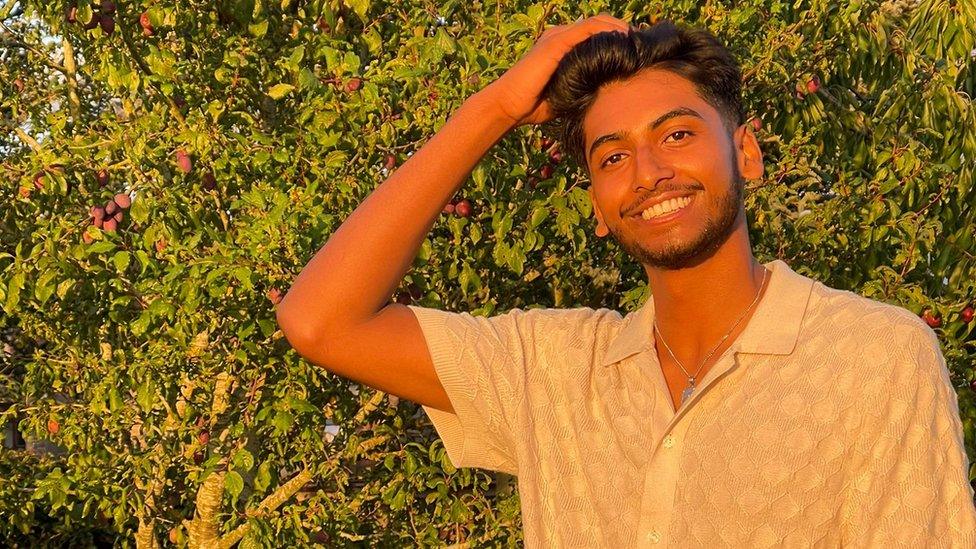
[666,130,693,143]
[601,153,624,168]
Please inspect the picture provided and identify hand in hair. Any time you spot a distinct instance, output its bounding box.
[481,13,631,127]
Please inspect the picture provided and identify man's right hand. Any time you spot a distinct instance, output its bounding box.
[481,13,632,128]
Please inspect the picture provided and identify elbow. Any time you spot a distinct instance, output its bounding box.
[275,300,316,354]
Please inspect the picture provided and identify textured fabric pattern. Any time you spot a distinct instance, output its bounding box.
[407,259,976,548]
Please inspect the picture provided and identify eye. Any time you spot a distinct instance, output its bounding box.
[666,130,694,143]
[601,153,625,168]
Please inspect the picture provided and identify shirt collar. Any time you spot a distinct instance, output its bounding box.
[600,259,816,367]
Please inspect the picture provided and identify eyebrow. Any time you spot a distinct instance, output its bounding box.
[587,107,705,164]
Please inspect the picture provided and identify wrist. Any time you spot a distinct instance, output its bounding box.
[466,86,520,130]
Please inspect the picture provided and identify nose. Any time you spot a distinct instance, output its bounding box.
[632,146,674,193]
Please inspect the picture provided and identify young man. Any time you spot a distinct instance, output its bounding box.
[276,15,976,548]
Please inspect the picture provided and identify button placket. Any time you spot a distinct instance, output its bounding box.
[635,351,742,548]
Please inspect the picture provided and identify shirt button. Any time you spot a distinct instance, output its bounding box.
[663,435,675,448]
[646,530,661,543]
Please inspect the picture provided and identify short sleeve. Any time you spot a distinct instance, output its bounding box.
[406,305,546,476]
[842,320,976,547]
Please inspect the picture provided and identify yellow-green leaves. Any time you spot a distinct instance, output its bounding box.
[267,83,295,99]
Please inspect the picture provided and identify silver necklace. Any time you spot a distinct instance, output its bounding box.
[653,266,769,407]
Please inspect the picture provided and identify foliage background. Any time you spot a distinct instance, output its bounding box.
[1,0,974,546]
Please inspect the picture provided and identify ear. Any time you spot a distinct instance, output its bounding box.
[736,122,765,180]
[588,185,610,238]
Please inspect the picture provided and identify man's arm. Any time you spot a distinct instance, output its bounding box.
[841,320,976,546]
[277,89,513,339]
[275,16,632,411]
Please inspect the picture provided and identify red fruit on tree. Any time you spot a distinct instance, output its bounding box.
[18,186,31,198]
[961,306,974,323]
[84,13,101,30]
[921,309,941,328]
[175,149,192,174]
[33,171,44,189]
[193,451,204,465]
[549,149,563,163]
[540,164,554,179]
[82,231,94,244]
[345,78,362,92]
[91,205,106,221]
[441,202,455,215]
[316,17,331,33]
[528,175,540,189]
[806,75,821,94]
[100,15,115,35]
[47,419,60,435]
[105,200,118,215]
[168,528,179,544]
[97,169,109,187]
[198,431,210,445]
[65,4,77,24]
[454,199,472,218]
[541,137,554,150]
[101,1,116,14]
[750,117,762,132]
[202,171,216,190]
[13,78,24,93]
[113,193,131,209]
[384,154,396,170]
[155,239,167,253]
[139,12,153,36]
[112,210,123,223]
[103,217,118,232]
[267,288,283,305]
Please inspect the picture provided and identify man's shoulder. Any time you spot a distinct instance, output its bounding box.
[499,305,625,335]
[412,303,624,337]
[806,279,938,357]
[811,282,931,333]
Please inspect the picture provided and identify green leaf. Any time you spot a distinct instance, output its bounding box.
[136,378,155,412]
[113,251,131,272]
[5,271,25,313]
[34,269,57,305]
[232,449,255,472]
[267,84,295,100]
[249,20,268,38]
[129,196,148,224]
[224,471,244,499]
[88,241,116,254]
[288,46,305,68]
[346,0,370,21]
[232,267,253,290]
[255,461,272,492]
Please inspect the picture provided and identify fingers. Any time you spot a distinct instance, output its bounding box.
[540,13,629,43]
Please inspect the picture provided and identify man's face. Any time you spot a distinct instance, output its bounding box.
[583,68,761,270]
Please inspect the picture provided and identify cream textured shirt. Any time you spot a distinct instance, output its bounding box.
[407,259,976,548]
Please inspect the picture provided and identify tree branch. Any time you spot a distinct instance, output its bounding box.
[0,31,68,73]
[214,468,314,549]
[62,37,82,123]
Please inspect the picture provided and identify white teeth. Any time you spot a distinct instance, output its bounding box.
[641,196,691,220]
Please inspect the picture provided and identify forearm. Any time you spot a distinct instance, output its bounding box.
[277,89,516,340]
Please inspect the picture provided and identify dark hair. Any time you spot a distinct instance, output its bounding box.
[542,20,745,170]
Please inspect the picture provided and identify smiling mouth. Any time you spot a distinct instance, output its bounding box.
[631,194,695,222]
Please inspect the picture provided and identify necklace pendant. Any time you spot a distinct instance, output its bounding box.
[680,385,695,405]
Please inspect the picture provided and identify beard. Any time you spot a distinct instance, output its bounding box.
[607,152,745,271]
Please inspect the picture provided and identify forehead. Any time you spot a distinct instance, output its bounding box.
[583,69,720,146]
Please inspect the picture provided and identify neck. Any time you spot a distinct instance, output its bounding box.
[645,227,767,363]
